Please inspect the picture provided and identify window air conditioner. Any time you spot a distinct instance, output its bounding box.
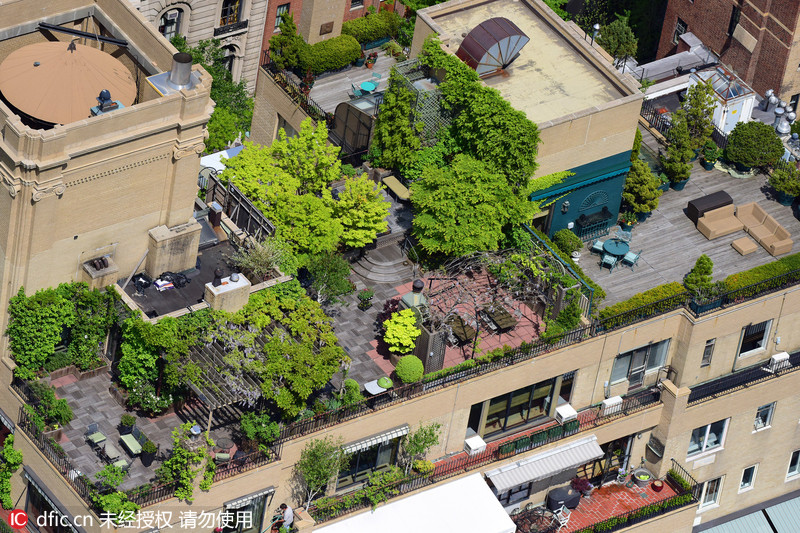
[600,396,623,417]
[766,351,789,373]
[464,435,487,456]
[165,11,179,20]
[555,403,578,424]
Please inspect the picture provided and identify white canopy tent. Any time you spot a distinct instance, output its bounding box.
[316,473,516,533]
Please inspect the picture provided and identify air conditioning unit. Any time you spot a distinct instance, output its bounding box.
[464,435,487,456]
[601,396,623,417]
[555,403,577,424]
[766,351,789,373]
[165,11,179,20]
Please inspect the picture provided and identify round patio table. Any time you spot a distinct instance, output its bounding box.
[360,81,377,93]
[603,239,630,257]
[215,437,234,453]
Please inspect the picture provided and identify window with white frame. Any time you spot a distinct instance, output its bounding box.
[788,450,800,478]
[610,339,670,387]
[701,339,715,367]
[740,465,757,491]
[275,3,289,29]
[754,403,775,430]
[688,419,728,457]
[738,320,771,357]
[700,477,722,508]
[158,9,182,39]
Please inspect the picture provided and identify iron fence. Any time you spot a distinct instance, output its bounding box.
[640,100,673,137]
[125,481,178,507]
[688,267,800,317]
[260,52,332,125]
[711,124,728,150]
[205,175,276,241]
[596,292,691,333]
[213,445,282,481]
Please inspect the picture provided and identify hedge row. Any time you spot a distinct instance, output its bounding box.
[342,10,402,44]
[598,282,687,321]
[724,251,800,290]
[423,346,512,383]
[299,35,362,75]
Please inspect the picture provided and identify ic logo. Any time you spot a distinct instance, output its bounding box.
[7,509,28,529]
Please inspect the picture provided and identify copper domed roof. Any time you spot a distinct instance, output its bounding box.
[0,41,136,125]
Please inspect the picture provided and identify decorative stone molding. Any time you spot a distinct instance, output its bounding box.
[172,142,205,161]
[0,168,20,198]
[32,182,66,202]
[65,153,171,187]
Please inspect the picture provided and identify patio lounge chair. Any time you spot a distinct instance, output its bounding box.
[601,254,617,272]
[622,249,642,270]
[85,423,106,448]
[591,239,605,254]
[120,426,147,456]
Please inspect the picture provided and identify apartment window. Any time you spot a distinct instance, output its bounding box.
[275,3,290,29]
[728,7,741,36]
[740,465,757,491]
[337,437,400,489]
[221,491,270,533]
[222,45,236,73]
[738,320,771,357]
[754,403,775,430]
[700,477,722,508]
[673,18,688,44]
[788,450,800,478]
[483,378,555,438]
[790,93,800,110]
[497,481,534,506]
[351,0,365,8]
[701,339,715,367]
[158,9,182,39]
[220,0,242,26]
[688,419,728,457]
[610,340,670,388]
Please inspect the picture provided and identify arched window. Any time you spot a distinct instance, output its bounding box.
[220,0,242,26]
[222,45,236,73]
[158,9,182,39]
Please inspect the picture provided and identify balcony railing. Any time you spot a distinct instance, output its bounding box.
[308,388,662,524]
[688,350,800,406]
[260,52,332,126]
[214,19,248,37]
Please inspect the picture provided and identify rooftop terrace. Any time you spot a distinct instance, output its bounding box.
[425,0,626,124]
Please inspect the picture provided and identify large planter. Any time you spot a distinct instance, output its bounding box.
[632,468,654,488]
[657,182,670,192]
[44,428,63,443]
[701,159,716,171]
[776,191,795,206]
[670,179,690,191]
[355,57,365,67]
[636,211,651,223]
[141,451,156,467]
[733,162,752,172]
[119,424,134,436]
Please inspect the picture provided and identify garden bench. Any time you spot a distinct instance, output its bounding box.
[120,426,147,456]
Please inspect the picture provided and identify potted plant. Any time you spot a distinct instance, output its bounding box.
[300,70,315,91]
[141,440,157,467]
[358,288,375,310]
[632,467,653,488]
[656,172,670,192]
[768,165,800,206]
[700,140,722,171]
[623,159,661,220]
[619,211,637,231]
[120,413,136,435]
[571,477,594,497]
[725,120,785,172]
[652,479,664,492]
[365,52,378,69]
[355,50,366,67]
[663,111,694,190]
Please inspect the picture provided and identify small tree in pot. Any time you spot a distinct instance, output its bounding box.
[681,80,716,151]
[622,159,662,215]
[662,112,694,188]
[701,141,722,170]
[768,165,800,205]
[725,121,784,170]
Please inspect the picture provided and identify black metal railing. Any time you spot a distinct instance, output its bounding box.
[205,175,276,240]
[214,19,248,36]
[711,124,728,150]
[213,445,281,481]
[125,481,177,507]
[688,351,800,405]
[260,52,332,125]
[307,388,662,525]
[688,267,800,317]
[640,100,673,137]
[596,292,691,332]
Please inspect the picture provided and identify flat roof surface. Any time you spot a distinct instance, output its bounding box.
[431,0,624,123]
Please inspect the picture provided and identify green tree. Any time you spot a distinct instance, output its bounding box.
[401,423,441,474]
[333,174,390,248]
[172,35,253,152]
[622,158,661,213]
[239,412,280,447]
[268,14,305,71]
[725,120,785,169]
[0,435,22,509]
[411,154,536,256]
[229,235,298,280]
[295,436,349,507]
[370,69,421,170]
[156,422,209,501]
[117,317,161,390]
[681,80,716,150]
[684,255,714,296]
[269,119,343,195]
[631,128,643,163]
[662,112,694,183]
[306,252,353,304]
[383,309,421,354]
[598,13,638,67]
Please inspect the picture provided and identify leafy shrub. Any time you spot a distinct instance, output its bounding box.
[142,440,157,455]
[382,309,421,354]
[769,165,800,197]
[684,255,713,296]
[725,251,800,290]
[598,282,688,321]
[412,459,434,475]
[395,355,424,383]
[126,380,172,415]
[341,379,364,406]
[240,412,280,445]
[531,227,606,304]
[552,229,584,255]
[540,301,582,343]
[341,10,401,43]
[725,120,784,168]
[299,35,361,75]
[43,349,73,373]
[27,382,73,427]
[120,414,136,428]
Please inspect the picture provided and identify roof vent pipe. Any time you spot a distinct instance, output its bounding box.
[167,52,193,90]
[777,118,791,135]
[788,112,797,125]
[767,95,779,113]
[773,107,785,129]
[763,89,774,111]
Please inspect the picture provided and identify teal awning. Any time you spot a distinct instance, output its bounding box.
[530,151,631,201]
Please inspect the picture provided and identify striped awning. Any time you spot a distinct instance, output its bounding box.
[344,425,410,454]
[486,435,604,493]
[224,486,275,509]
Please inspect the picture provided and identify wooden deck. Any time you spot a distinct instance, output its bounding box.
[582,157,800,309]
[308,53,398,113]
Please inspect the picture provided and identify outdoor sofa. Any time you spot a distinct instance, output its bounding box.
[697,204,743,240]
[736,202,793,256]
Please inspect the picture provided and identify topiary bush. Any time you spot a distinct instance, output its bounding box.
[725,121,784,169]
[341,378,364,406]
[684,254,713,296]
[395,355,424,383]
[552,229,584,255]
[341,10,402,43]
[725,251,800,290]
[299,35,361,75]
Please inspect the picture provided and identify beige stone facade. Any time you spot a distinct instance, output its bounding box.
[130,0,268,92]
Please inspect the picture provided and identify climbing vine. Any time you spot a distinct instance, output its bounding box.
[0,435,23,509]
